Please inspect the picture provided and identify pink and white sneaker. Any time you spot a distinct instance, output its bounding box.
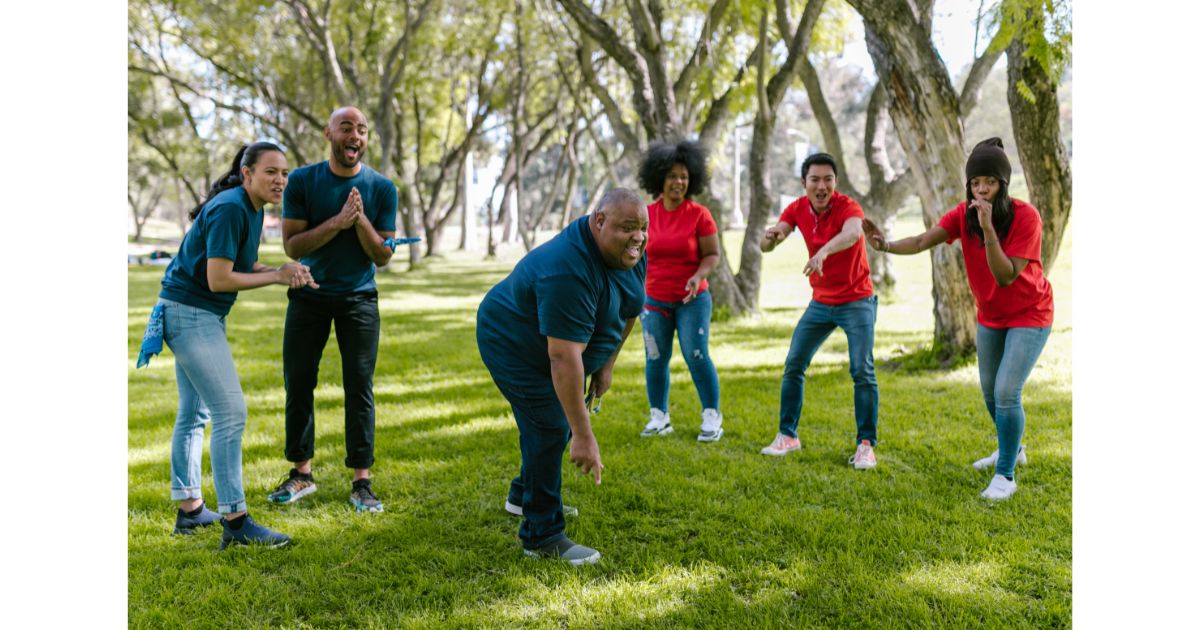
[760,433,802,456]
[849,440,877,470]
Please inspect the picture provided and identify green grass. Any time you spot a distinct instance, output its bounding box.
[128,214,1071,628]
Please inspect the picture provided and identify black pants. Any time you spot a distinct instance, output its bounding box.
[283,289,380,469]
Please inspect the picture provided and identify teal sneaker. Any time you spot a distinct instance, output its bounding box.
[350,479,384,513]
[267,469,317,504]
[219,514,291,550]
[523,537,601,566]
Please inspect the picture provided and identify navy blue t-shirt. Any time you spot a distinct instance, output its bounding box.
[159,186,264,316]
[282,162,398,295]
[476,216,646,396]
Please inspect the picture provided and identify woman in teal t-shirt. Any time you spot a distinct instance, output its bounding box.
[154,142,315,549]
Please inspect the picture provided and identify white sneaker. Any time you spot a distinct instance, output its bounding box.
[697,409,724,442]
[980,474,1018,500]
[641,409,673,437]
[972,445,1028,470]
[760,433,802,456]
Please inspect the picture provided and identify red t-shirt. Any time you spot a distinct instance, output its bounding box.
[937,199,1054,328]
[779,191,874,305]
[645,198,719,303]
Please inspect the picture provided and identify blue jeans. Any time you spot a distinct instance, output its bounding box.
[493,381,572,550]
[976,323,1051,479]
[778,296,879,445]
[161,299,249,514]
[640,291,720,412]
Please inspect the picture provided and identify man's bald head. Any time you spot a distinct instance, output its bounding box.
[324,106,369,174]
[328,106,366,128]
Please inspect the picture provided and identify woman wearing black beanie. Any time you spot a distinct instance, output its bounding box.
[860,138,1055,501]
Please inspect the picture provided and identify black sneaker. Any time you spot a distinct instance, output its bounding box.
[267,469,317,504]
[173,504,220,535]
[218,514,291,550]
[349,479,384,513]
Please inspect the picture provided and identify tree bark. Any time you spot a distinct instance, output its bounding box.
[1006,6,1072,272]
[850,0,977,359]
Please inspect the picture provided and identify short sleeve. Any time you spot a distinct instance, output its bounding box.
[373,179,399,232]
[204,203,246,261]
[841,197,865,220]
[535,273,596,343]
[778,199,802,227]
[1004,204,1043,261]
[696,205,718,237]
[282,175,307,220]
[937,204,967,244]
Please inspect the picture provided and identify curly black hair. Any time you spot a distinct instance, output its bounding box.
[637,139,710,199]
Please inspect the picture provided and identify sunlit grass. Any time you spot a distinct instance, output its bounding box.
[128,215,1071,628]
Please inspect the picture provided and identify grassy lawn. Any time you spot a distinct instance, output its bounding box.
[128,213,1071,628]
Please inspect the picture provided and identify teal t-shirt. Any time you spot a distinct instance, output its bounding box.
[159,186,263,316]
[476,216,647,397]
[282,162,399,295]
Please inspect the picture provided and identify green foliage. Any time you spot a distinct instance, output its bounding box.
[996,0,1073,91]
[128,216,1072,627]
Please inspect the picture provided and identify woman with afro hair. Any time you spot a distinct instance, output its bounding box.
[635,140,724,442]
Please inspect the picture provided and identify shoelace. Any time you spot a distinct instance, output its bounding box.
[276,473,307,493]
[354,483,377,501]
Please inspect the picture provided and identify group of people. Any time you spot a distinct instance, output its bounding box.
[138,103,1055,561]
[481,137,1054,565]
[140,107,399,549]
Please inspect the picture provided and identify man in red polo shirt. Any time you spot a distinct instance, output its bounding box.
[758,153,879,469]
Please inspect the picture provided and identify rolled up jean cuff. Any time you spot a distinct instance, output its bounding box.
[217,499,248,514]
[170,486,203,501]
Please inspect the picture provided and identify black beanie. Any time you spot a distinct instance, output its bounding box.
[965,137,1011,184]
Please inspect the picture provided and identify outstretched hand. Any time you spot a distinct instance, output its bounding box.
[862,218,887,251]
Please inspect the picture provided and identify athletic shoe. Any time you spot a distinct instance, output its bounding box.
[173,504,220,535]
[760,433,801,456]
[349,479,384,513]
[218,514,291,550]
[980,474,1018,501]
[972,445,1028,470]
[643,408,672,436]
[849,440,878,470]
[267,469,317,504]
[697,408,724,443]
[504,500,578,517]
[640,409,673,437]
[523,537,601,566]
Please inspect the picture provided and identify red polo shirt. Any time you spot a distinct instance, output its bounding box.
[938,199,1054,328]
[779,191,874,305]
[645,198,719,303]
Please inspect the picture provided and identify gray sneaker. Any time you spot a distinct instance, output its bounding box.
[523,537,601,566]
[504,500,578,518]
[349,479,384,513]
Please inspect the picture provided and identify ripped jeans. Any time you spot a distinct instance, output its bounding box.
[640,291,720,413]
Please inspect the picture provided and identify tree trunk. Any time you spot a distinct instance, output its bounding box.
[851,0,977,360]
[1006,7,1072,272]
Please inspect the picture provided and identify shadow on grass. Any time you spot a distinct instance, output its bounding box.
[128,253,1072,628]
